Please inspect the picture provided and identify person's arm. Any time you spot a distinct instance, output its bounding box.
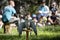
[12,8,17,17]
[36,6,42,13]
[55,8,57,15]
[38,10,43,13]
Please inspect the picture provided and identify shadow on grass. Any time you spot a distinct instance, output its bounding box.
[0,34,27,40]
[0,25,60,40]
[0,35,60,40]
[31,35,60,40]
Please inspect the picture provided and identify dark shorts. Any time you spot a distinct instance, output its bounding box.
[2,18,9,24]
[50,16,57,22]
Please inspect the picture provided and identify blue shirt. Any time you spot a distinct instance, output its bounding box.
[38,5,49,15]
[51,7,57,13]
[37,5,49,20]
[2,5,16,22]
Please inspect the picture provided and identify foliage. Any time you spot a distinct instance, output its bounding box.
[28,5,38,14]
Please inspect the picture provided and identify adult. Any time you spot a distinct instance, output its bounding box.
[2,0,18,33]
[50,2,57,14]
[37,0,49,20]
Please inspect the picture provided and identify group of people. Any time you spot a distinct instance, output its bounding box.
[32,0,58,27]
[0,0,59,36]
[1,0,37,36]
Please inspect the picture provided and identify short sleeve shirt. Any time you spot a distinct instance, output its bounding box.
[2,5,16,22]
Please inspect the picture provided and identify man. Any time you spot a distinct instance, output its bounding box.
[2,0,18,33]
[37,0,49,20]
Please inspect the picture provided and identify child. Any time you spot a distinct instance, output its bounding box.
[37,15,47,27]
[32,14,37,25]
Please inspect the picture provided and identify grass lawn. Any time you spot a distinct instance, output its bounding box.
[0,25,60,40]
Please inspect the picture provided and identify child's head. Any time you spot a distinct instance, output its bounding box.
[25,12,31,17]
[52,2,56,7]
[25,12,31,19]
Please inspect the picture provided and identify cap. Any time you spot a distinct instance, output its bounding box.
[38,0,46,4]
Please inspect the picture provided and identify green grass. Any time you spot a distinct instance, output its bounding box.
[0,25,60,40]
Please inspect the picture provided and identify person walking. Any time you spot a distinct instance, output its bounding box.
[2,0,18,33]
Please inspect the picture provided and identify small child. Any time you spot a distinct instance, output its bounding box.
[37,15,47,27]
[32,14,37,25]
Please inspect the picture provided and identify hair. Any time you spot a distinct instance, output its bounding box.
[25,12,31,16]
[38,0,46,4]
[8,0,14,5]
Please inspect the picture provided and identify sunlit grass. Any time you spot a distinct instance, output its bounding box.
[0,25,60,40]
